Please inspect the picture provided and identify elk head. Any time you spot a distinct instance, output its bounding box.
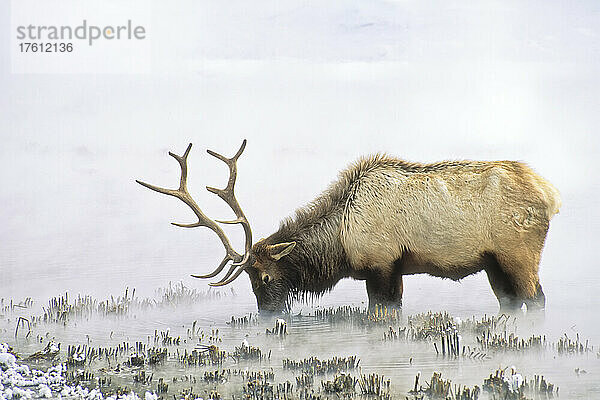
[136,141,295,313]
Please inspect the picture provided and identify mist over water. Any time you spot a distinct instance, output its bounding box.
[1,0,599,398]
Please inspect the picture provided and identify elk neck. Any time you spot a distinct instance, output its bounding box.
[267,207,351,296]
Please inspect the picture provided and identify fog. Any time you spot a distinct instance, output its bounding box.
[1,2,599,393]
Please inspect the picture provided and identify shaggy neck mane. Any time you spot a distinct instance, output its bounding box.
[266,154,399,298]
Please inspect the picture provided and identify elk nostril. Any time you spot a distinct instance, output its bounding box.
[262,274,271,284]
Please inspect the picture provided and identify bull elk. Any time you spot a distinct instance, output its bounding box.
[137,140,560,313]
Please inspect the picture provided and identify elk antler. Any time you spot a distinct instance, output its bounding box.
[136,140,253,286]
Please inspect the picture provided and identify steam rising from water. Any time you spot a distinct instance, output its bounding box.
[1,0,599,397]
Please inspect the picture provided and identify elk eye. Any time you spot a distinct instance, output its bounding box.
[262,274,271,284]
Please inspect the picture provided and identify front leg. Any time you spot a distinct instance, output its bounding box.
[365,269,403,312]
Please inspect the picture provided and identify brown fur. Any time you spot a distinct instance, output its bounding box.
[248,155,560,312]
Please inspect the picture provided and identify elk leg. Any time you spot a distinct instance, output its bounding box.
[484,265,522,311]
[524,281,546,311]
[365,270,403,311]
[489,249,544,312]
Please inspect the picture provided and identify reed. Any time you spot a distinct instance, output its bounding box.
[409,372,480,400]
[555,333,593,355]
[227,313,259,328]
[483,368,558,399]
[282,356,359,375]
[232,341,264,362]
[477,332,546,353]
[357,372,391,397]
[156,377,168,394]
[266,318,288,336]
[321,373,357,393]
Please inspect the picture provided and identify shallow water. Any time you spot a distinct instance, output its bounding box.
[1,275,600,399]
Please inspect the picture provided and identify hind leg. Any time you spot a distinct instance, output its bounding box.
[365,268,403,312]
[524,281,546,311]
[487,217,550,312]
[491,245,545,312]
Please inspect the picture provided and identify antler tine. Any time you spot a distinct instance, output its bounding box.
[168,144,192,190]
[206,140,253,282]
[209,265,248,287]
[207,262,240,286]
[136,143,245,281]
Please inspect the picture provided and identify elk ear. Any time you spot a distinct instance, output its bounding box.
[268,242,296,260]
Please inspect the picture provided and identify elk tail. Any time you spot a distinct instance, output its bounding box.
[540,179,562,220]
